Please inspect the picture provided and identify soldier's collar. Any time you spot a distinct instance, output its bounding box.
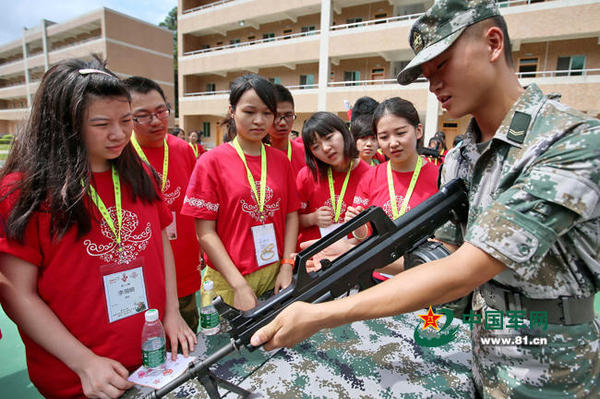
[493,84,545,148]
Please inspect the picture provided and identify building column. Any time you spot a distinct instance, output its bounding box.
[41,19,50,71]
[317,0,331,111]
[21,29,31,108]
[424,91,439,145]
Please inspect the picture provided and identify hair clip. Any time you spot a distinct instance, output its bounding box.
[78,68,114,78]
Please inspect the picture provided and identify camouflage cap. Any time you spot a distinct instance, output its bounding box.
[397,0,500,85]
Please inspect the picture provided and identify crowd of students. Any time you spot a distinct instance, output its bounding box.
[0,55,446,398]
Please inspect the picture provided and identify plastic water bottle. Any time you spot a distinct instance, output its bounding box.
[141,309,166,369]
[201,280,220,335]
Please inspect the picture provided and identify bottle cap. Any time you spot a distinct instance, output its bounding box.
[203,280,214,291]
[145,308,159,322]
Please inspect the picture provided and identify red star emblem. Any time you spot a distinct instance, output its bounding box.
[418,306,443,331]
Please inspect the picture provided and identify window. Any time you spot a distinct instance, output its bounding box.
[201,44,210,50]
[301,26,317,35]
[230,38,241,47]
[371,68,385,83]
[202,122,211,138]
[268,77,281,84]
[216,41,223,47]
[283,29,293,39]
[206,83,216,92]
[299,74,315,88]
[263,33,275,42]
[518,57,538,78]
[374,13,387,24]
[556,55,585,76]
[344,71,361,86]
[247,35,255,42]
[346,17,363,24]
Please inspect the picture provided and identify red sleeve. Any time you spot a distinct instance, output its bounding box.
[286,159,300,214]
[352,167,374,209]
[181,151,220,220]
[0,175,43,266]
[296,166,312,215]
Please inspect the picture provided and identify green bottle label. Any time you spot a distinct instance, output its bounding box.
[201,311,219,329]
[142,340,166,368]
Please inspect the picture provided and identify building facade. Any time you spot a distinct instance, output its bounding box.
[0,8,174,135]
[178,0,600,148]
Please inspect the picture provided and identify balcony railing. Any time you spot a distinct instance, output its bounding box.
[183,0,237,15]
[183,30,320,57]
[331,13,423,32]
[182,68,599,98]
[516,68,600,79]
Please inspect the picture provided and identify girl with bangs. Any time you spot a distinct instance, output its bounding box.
[0,58,195,399]
[346,97,439,274]
[182,74,299,312]
[296,112,370,246]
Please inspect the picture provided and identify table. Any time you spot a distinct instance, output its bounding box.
[124,310,475,398]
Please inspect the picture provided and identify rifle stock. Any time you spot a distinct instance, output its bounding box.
[143,178,468,398]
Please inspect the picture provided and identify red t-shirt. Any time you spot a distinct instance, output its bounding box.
[0,171,172,399]
[181,143,300,276]
[296,160,371,244]
[137,134,201,298]
[352,160,439,220]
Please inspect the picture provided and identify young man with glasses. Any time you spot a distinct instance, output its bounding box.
[267,84,306,177]
[123,77,202,333]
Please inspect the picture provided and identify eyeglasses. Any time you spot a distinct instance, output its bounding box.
[275,113,296,124]
[133,108,170,125]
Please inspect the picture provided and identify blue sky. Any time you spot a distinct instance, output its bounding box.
[0,0,177,44]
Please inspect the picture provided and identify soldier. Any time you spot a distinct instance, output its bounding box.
[251,0,600,397]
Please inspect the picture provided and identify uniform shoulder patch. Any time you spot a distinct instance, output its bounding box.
[507,111,531,144]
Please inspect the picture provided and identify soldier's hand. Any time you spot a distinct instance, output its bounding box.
[250,302,321,351]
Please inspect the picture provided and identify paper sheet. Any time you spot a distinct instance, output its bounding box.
[128,354,196,389]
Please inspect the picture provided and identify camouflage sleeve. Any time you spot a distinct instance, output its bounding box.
[434,145,464,245]
[465,123,600,272]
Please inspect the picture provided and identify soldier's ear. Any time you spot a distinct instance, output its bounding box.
[485,26,504,64]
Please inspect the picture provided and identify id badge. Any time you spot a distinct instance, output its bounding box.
[101,259,149,323]
[251,223,279,267]
[166,211,177,240]
[319,223,343,238]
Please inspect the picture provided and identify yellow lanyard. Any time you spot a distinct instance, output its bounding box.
[233,137,267,222]
[287,140,292,161]
[189,142,199,158]
[327,160,353,223]
[85,166,123,252]
[131,134,169,192]
[387,156,423,220]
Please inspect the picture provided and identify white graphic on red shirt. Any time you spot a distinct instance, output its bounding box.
[158,173,181,206]
[184,196,219,212]
[382,195,411,219]
[353,196,369,207]
[240,181,281,222]
[84,207,152,264]
[324,195,347,218]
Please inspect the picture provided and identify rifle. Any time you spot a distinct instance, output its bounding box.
[143,178,468,399]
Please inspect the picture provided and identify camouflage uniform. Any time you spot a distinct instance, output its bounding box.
[436,84,600,397]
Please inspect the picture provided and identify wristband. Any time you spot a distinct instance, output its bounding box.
[280,258,295,268]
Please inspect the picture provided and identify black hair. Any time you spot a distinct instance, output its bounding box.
[122,76,168,103]
[1,57,161,243]
[274,84,294,107]
[350,115,375,141]
[302,112,357,179]
[226,74,277,140]
[350,96,379,123]
[372,97,423,149]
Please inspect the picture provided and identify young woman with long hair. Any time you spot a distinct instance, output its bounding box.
[0,58,195,399]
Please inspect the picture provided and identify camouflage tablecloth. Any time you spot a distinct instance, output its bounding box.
[125,310,474,399]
